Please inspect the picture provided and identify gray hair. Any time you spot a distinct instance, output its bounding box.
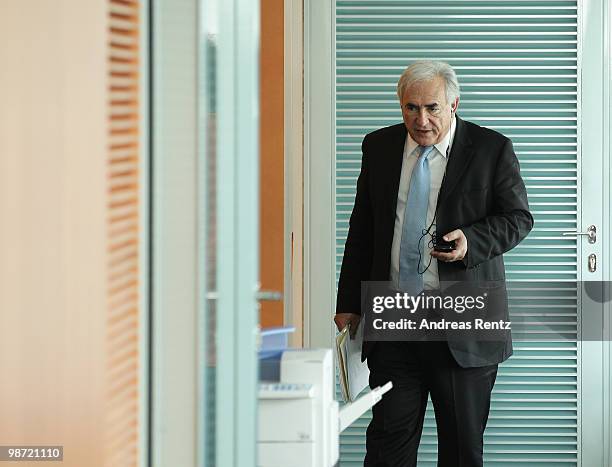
[396,60,460,104]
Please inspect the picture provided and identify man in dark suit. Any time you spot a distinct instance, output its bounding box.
[334,61,533,466]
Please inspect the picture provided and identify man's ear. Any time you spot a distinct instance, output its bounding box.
[451,97,460,114]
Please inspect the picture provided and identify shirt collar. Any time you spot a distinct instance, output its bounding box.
[405,115,456,159]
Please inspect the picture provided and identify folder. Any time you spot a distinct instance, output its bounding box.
[335,321,369,403]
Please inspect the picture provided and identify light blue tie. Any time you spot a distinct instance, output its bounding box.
[399,145,434,294]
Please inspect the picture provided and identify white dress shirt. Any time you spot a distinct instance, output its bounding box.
[389,116,457,290]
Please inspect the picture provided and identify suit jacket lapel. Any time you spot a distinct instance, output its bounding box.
[386,124,408,217]
[437,116,475,208]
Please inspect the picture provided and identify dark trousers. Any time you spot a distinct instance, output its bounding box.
[364,341,497,467]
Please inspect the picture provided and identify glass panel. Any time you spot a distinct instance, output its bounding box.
[200,0,218,465]
[198,0,259,465]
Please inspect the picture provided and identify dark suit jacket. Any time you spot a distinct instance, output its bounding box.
[336,116,534,368]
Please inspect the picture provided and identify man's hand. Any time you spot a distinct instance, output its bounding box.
[334,313,361,339]
[430,228,468,263]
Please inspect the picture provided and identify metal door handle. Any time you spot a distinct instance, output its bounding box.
[206,290,283,301]
[255,290,283,302]
[562,225,597,244]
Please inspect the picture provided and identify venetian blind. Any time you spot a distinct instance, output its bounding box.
[106,0,141,465]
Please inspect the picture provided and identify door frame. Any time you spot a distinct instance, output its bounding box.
[303,0,336,350]
[579,0,611,464]
[303,0,612,465]
[150,0,199,465]
[284,0,305,348]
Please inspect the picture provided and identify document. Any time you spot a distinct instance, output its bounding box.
[335,321,369,403]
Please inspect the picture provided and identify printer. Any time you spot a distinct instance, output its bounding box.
[258,348,392,467]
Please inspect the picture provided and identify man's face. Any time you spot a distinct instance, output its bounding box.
[400,76,459,147]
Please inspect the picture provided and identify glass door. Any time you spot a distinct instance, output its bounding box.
[150,0,260,465]
[330,0,608,465]
[199,0,261,466]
